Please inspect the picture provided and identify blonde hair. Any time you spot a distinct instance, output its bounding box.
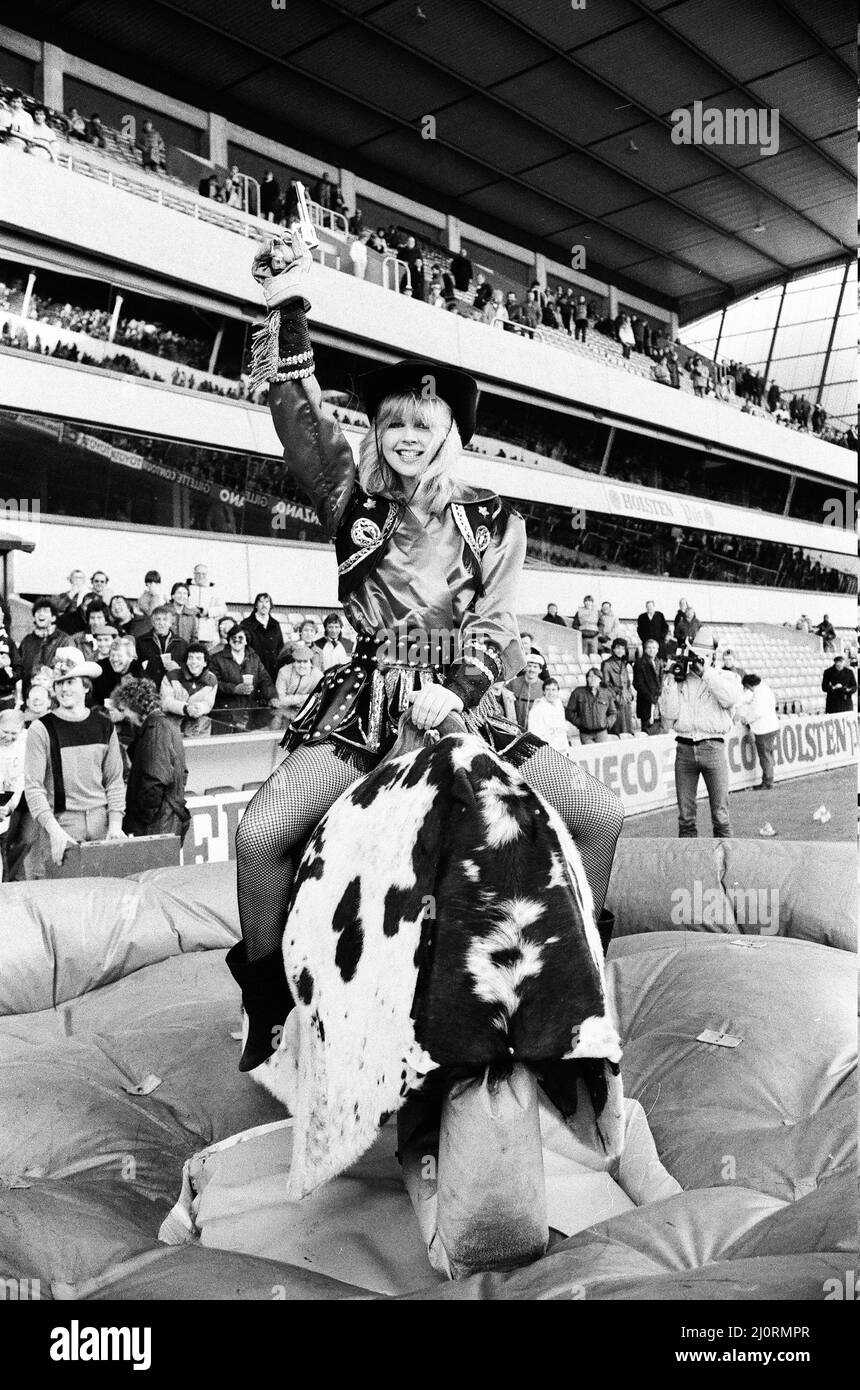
[357,392,463,517]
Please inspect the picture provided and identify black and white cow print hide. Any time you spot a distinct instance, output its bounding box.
[252,732,624,1200]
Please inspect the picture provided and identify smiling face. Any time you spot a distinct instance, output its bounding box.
[26,686,51,717]
[32,605,55,634]
[152,612,173,637]
[186,650,207,677]
[377,394,452,484]
[54,675,85,710]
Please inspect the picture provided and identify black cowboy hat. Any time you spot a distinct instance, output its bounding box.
[358,359,479,444]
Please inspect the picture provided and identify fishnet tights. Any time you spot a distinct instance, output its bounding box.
[235,740,623,960]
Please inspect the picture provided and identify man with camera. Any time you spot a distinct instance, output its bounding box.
[660,639,743,838]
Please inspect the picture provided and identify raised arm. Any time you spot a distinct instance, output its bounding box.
[251,232,355,539]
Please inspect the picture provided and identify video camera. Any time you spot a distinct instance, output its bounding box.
[668,637,718,682]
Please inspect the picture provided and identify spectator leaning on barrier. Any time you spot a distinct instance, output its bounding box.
[737,673,779,791]
[542,603,567,627]
[160,642,217,733]
[632,639,665,735]
[527,677,570,755]
[24,647,126,870]
[209,627,278,710]
[821,654,856,714]
[659,643,742,839]
[571,594,600,655]
[239,593,284,681]
[565,668,617,744]
[111,676,189,841]
[601,638,635,735]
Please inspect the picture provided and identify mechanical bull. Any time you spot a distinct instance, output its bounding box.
[250,722,625,1276]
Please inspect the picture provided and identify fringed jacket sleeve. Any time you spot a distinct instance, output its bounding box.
[262,301,355,539]
[445,507,527,710]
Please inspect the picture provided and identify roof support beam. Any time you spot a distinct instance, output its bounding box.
[817,258,850,405]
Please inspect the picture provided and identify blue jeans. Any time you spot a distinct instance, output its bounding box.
[674,739,731,838]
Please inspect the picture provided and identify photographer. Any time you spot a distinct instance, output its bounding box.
[660,641,742,838]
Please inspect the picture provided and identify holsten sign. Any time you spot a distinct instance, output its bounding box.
[181,713,857,864]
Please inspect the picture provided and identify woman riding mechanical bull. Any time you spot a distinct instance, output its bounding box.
[227,228,624,1073]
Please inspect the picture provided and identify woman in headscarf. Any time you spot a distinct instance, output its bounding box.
[227,229,624,1071]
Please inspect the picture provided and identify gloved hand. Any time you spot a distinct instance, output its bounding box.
[251,227,312,310]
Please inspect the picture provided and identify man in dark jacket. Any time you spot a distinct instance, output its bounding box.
[209,628,278,709]
[19,599,66,699]
[542,604,567,627]
[636,601,669,656]
[632,639,664,734]
[815,615,837,654]
[601,639,634,734]
[566,669,617,744]
[449,247,473,293]
[822,655,856,713]
[239,594,284,681]
[136,606,188,687]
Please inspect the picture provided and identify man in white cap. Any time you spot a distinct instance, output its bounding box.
[24,647,126,870]
[659,639,742,838]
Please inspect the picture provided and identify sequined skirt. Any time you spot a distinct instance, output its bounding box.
[283,633,539,769]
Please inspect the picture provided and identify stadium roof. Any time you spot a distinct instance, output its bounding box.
[30,0,856,320]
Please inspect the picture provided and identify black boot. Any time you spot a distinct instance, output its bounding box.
[226,941,294,1073]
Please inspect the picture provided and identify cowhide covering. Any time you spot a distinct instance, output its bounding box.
[251,732,624,1199]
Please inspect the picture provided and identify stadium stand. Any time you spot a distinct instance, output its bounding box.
[0,80,854,449]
